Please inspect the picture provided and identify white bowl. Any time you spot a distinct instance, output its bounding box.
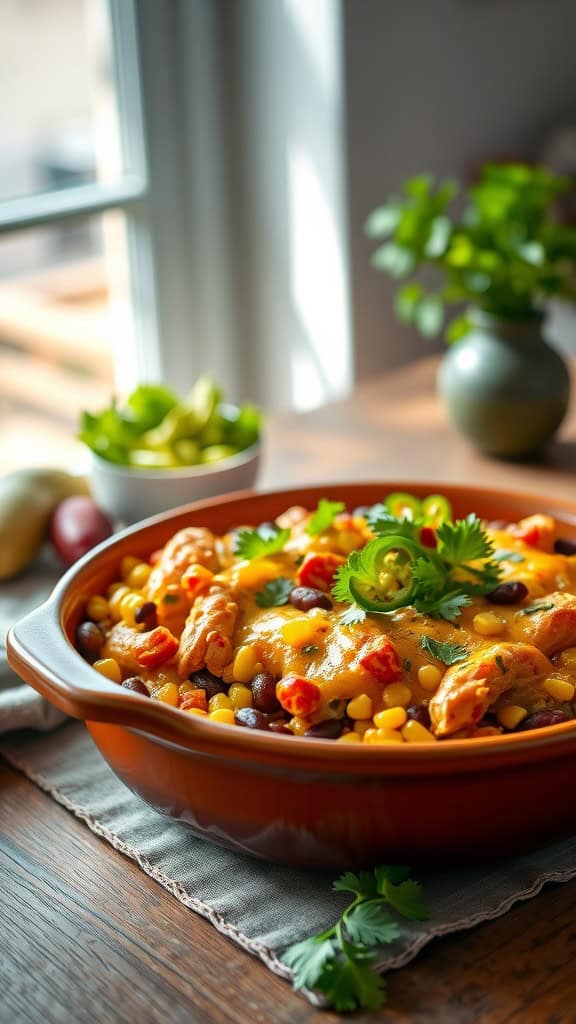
[89,443,261,525]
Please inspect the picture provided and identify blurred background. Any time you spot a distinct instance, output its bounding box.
[2,0,576,471]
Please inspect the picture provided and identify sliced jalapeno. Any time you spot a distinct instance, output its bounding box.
[348,535,421,612]
[385,492,422,522]
[421,494,452,528]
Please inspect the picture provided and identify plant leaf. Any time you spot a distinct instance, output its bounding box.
[233,524,290,560]
[281,937,336,990]
[365,203,402,238]
[333,870,378,899]
[371,243,416,278]
[394,282,424,323]
[414,295,444,337]
[345,903,400,946]
[379,878,429,921]
[255,577,293,608]
[317,956,387,1013]
[420,635,469,666]
[307,499,346,536]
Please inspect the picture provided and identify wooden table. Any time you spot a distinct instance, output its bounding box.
[3,356,576,1024]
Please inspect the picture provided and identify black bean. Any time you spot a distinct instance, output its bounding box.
[554,537,576,556]
[406,704,431,729]
[289,586,333,612]
[304,719,345,739]
[251,672,280,713]
[76,621,105,664]
[267,721,292,735]
[517,709,571,731]
[121,677,150,696]
[135,601,158,631]
[486,581,529,605]
[189,669,224,700]
[234,707,268,730]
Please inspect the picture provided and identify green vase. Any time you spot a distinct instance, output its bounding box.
[438,310,571,457]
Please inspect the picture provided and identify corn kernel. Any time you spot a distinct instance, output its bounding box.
[382,682,412,708]
[86,595,109,622]
[232,644,261,684]
[208,692,233,712]
[544,677,575,702]
[373,706,407,730]
[337,529,363,554]
[559,646,576,667]
[119,592,143,625]
[346,694,373,720]
[155,682,180,706]
[233,559,280,589]
[228,683,253,709]
[401,719,436,743]
[281,617,322,648]
[185,707,208,716]
[353,719,373,736]
[108,584,131,620]
[107,581,125,597]
[93,658,122,684]
[126,562,152,589]
[338,731,362,743]
[208,708,236,725]
[179,680,193,694]
[363,727,403,744]
[121,556,141,580]
[473,612,505,637]
[497,704,528,729]
[289,716,311,735]
[417,664,443,692]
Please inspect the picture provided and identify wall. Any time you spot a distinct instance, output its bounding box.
[344,0,576,380]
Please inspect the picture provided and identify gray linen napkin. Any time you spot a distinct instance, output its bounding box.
[2,566,576,1004]
[0,550,66,734]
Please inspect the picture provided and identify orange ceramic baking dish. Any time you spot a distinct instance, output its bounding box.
[8,483,576,869]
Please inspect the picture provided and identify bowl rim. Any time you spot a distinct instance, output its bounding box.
[8,479,576,771]
[89,439,261,480]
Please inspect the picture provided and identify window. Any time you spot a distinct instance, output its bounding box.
[1,0,353,474]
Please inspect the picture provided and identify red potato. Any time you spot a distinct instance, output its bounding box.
[50,496,113,566]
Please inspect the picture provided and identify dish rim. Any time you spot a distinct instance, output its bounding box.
[8,479,576,768]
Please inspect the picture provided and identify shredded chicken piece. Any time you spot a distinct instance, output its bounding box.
[147,527,220,603]
[429,642,552,737]
[514,592,576,656]
[178,585,239,678]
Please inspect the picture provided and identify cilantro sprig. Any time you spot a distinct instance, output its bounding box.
[333,505,501,623]
[255,577,293,608]
[281,865,428,1012]
[233,523,290,560]
[307,499,346,536]
[420,635,468,665]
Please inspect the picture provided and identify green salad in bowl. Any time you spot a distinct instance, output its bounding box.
[79,377,261,470]
[80,378,262,524]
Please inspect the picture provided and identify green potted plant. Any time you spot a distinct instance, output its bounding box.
[365,163,576,456]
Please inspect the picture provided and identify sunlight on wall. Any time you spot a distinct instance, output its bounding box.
[284,0,351,411]
[288,142,351,408]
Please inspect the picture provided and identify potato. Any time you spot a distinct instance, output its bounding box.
[49,496,113,566]
[0,469,89,581]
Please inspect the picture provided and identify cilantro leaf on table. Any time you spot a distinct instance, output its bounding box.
[307,499,346,536]
[281,864,428,1013]
[233,523,290,560]
[420,635,469,665]
[255,577,293,608]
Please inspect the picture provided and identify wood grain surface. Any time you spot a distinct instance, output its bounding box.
[3,356,576,1023]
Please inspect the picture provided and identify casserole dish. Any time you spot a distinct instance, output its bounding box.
[8,483,576,869]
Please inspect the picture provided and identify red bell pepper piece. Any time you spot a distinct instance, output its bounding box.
[297,552,345,592]
[360,637,402,683]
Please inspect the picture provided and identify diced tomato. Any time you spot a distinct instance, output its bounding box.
[360,638,402,683]
[419,526,438,549]
[509,514,555,552]
[179,688,208,712]
[297,552,345,592]
[276,675,321,716]
[181,563,214,599]
[135,626,179,668]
